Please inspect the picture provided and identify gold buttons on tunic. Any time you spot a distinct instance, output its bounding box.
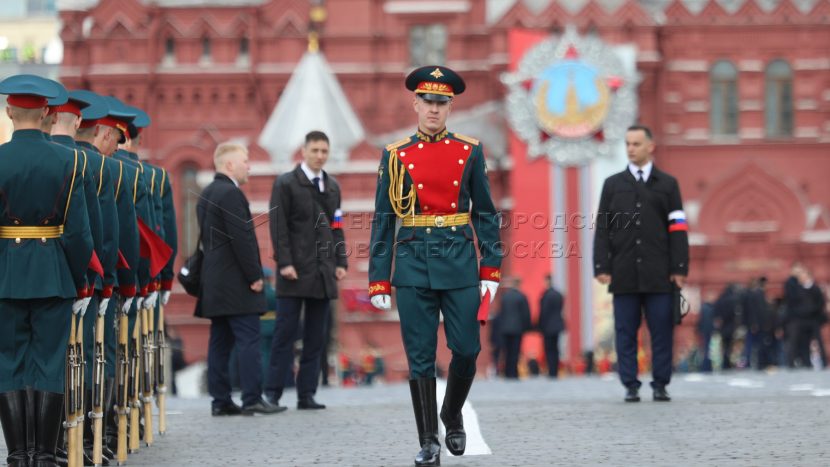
[41,238,47,243]
[400,151,406,157]
[464,145,469,150]
[418,143,424,149]
[453,180,459,186]
[417,183,423,190]
[424,205,429,210]
[408,163,414,170]
[451,203,457,208]
[458,159,464,165]
[15,238,21,244]
[425,228,432,234]
[451,226,457,232]
[445,140,450,145]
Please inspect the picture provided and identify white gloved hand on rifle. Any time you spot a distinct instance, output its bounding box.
[98,297,110,316]
[72,297,92,316]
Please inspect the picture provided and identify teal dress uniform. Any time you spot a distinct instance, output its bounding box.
[0,75,94,467]
[369,130,502,377]
[368,66,502,466]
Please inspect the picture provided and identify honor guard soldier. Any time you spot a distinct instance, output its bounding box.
[0,74,94,467]
[54,90,123,465]
[74,92,142,459]
[368,66,502,467]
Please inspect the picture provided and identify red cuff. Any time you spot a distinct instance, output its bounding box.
[161,279,173,291]
[118,285,137,298]
[77,286,91,298]
[101,285,114,299]
[479,267,501,282]
[139,286,149,297]
[368,281,391,297]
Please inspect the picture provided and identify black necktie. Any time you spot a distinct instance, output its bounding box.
[312,176,322,192]
[637,169,645,183]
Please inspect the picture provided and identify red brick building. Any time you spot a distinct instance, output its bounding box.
[58,0,830,379]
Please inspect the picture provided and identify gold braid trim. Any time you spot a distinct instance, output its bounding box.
[387,148,416,218]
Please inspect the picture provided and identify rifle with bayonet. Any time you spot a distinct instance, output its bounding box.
[156,303,167,435]
[128,314,141,454]
[115,299,129,465]
[74,312,86,467]
[91,308,106,467]
[141,304,154,447]
[66,313,79,467]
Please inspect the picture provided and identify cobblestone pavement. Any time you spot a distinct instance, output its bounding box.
[4,369,829,466]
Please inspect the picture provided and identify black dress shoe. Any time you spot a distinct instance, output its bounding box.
[211,402,243,416]
[653,386,671,402]
[624,386,640,402]
[241,399,285,415]
[297,396,326,410]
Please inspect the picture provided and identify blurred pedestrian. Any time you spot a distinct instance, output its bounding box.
[742,277,768,369]
[715,284,740,370]
[698,290,717,372]
[498,277,531,379]
[539,274,565,378]
[784,263,814,368]
[593,125,689,402]
[804,271,827,368]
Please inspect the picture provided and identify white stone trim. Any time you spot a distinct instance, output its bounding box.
[802,231,830,243]
[795,127,820,138]
[738,60,764,72]
[795,99,817,111]
[665,92,681,104]
[684,128,709,140]
[739,128,764,139]
[384,1,471,14]
[684,100,708,112]
[739,100,762,111]
[794,58,830,71]
[667,60,708,73]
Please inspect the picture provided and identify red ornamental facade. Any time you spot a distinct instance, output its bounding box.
[59,0,830,380]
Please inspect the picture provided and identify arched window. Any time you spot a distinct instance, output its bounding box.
[179,165,202,255]
[710,60,738,136]
[237,37,250,66]
[201,37,211,62]
[163,37,175,65]
[765,60,793,137]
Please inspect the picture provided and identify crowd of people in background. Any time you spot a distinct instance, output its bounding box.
[696,262,828,372]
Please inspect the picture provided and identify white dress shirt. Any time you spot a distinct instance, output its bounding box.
[628,161,653,182]
[301,162,324,192]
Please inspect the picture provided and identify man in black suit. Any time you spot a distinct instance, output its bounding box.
[539,274,565,378]
[593,125,689,403]
[266,131,347,410]
[197,142,281,416]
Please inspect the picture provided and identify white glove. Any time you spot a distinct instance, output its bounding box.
[135,297,144,312]
[479,280,498,304]
[121,297,134,314]
[72,297,92,316]
[144,291,158,310]
[370,295,391,310]
[98,297,110,316]
[161,290,171,306]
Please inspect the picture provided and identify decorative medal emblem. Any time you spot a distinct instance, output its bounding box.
[502,26,638,166]
[430,68,444,79]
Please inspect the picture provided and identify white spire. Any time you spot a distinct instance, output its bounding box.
[258,51,365,164]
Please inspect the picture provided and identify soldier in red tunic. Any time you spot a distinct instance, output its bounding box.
[368,66,502,466]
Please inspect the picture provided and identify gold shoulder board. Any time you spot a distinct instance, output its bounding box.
[385,138,411,152]
[454,133,480,146]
